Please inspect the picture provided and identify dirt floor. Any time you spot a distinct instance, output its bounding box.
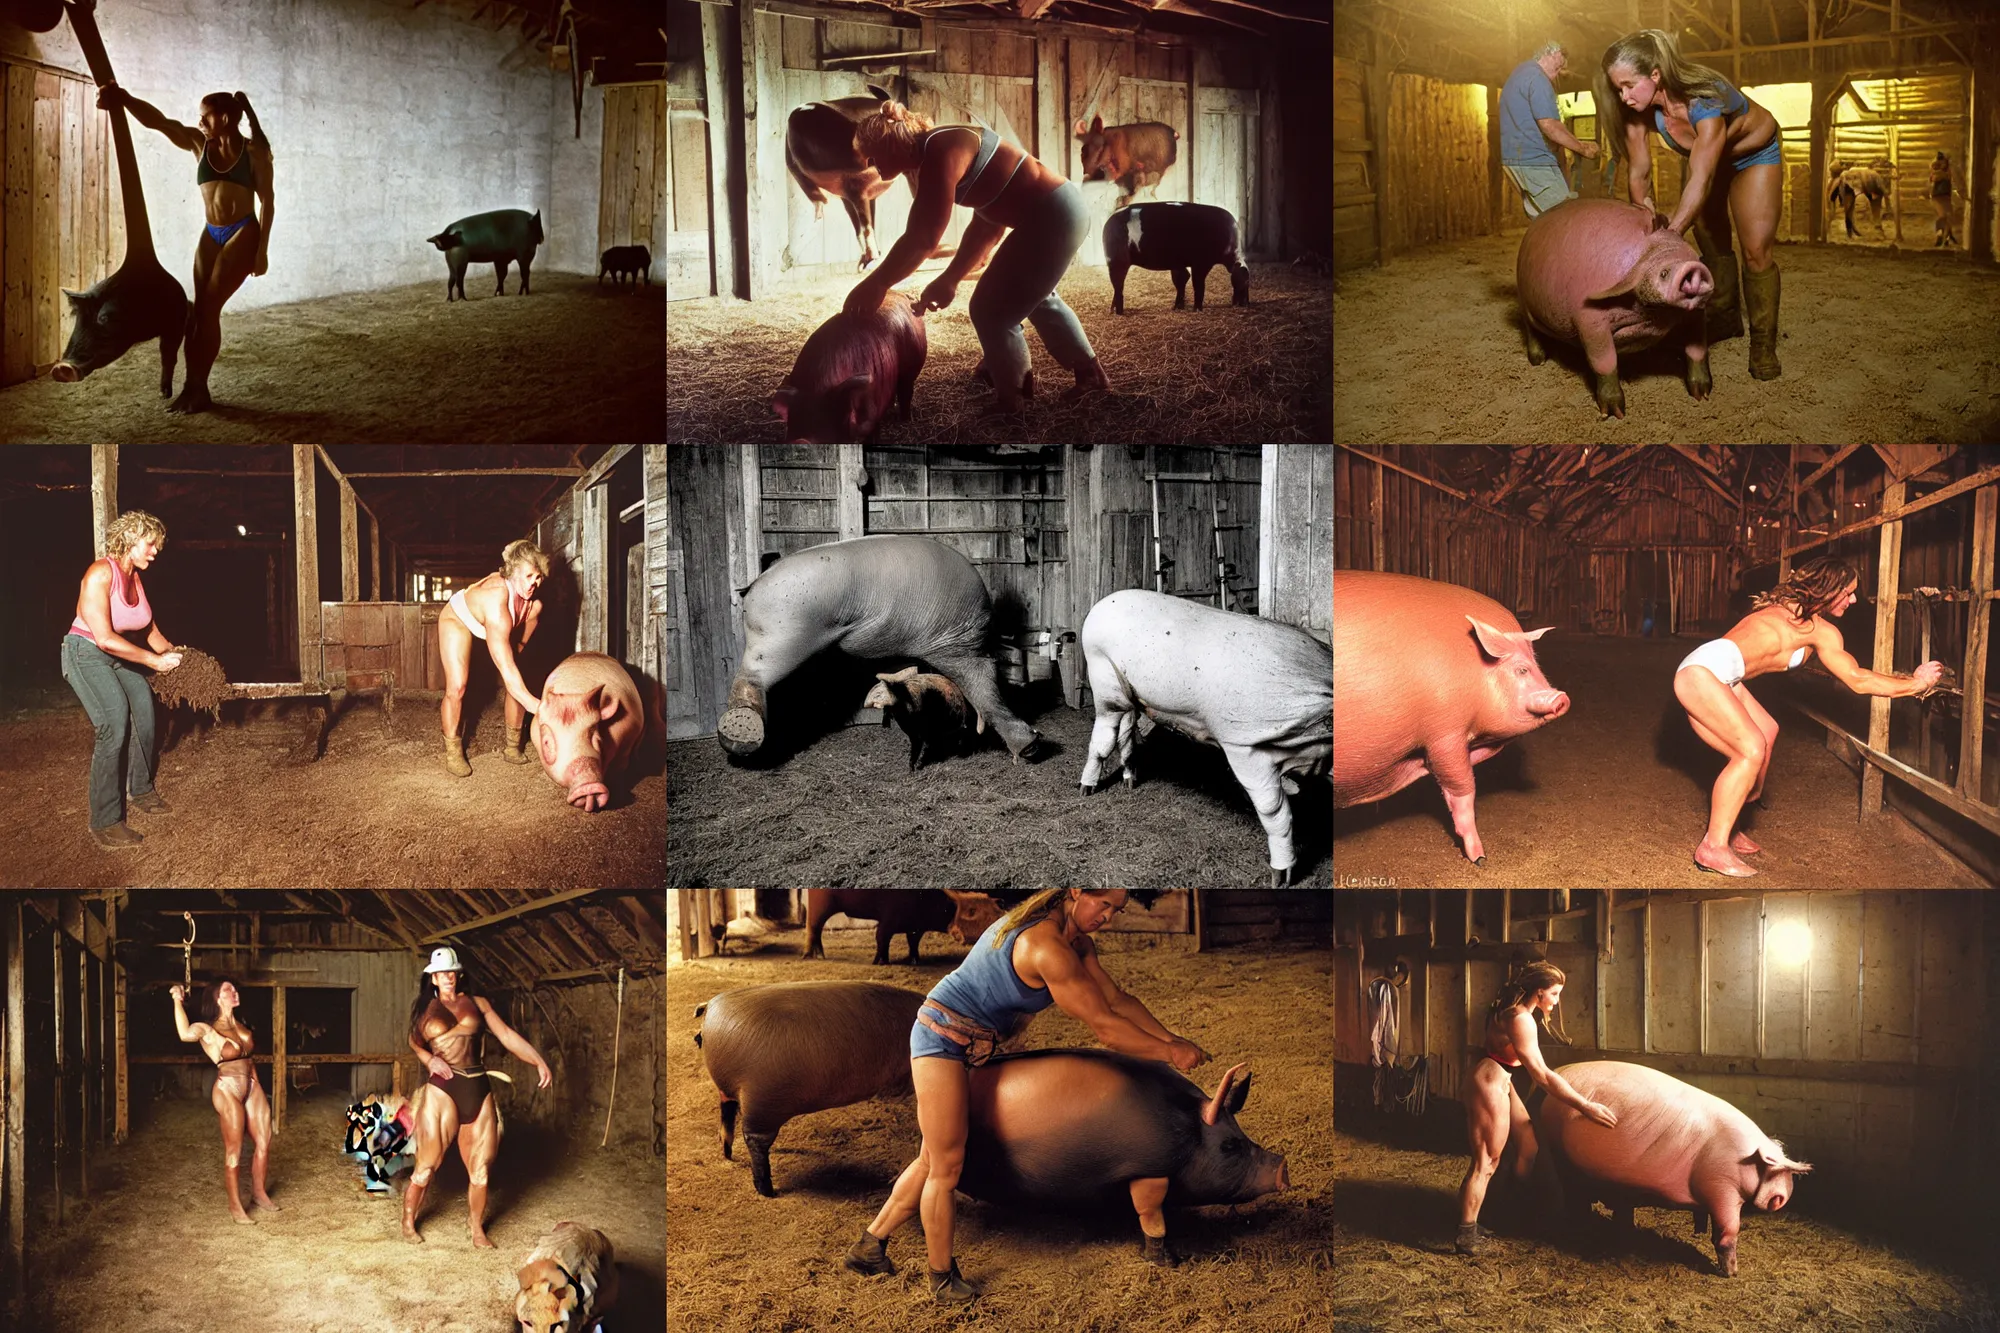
[1333,635,1993,890]
[666,924,1332,1333]
[1332,1114,1998,1333]
[668,261,1332,444]
[1331,235,2000,444]
[25,1092,664,1333]
[667,677,1331,889]
[0,275,665,444]
[0,690,664,889]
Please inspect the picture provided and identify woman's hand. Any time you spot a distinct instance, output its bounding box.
[96,83,127,112]
[914,276,958,315]
[1583,1100,1619,1128]
[843,277,888,318]
[254,252,269,278]
[427,1054,452,1080]
[169,984,186,1003]
[1166,1038,1207,1073]
[1912,661,1944,693]
[534,1061,552,1090]
[151,650,184,672]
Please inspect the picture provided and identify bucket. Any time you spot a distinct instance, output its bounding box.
[997,637,1028,685]
[1023,628,1056,681]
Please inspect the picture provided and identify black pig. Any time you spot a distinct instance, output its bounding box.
[598,245,652,287]
[426,208,543,301]
[1103,202,1249,314]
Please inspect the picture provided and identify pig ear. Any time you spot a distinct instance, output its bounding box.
[1091,114,1105,132]
[1585,263,1646,302]
[593,686,623,723]
[1073,117,1089,136]
[61,288,85,305]
[1465,616,1527,659]
[1520,626,1555,642]
[771,385,795,423]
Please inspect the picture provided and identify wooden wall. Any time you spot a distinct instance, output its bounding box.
[1332,55,1376,270]
[1383,73,1490,252]
[1,61,119,388]
[318,602,434,694]
[1261,443,1331,639]
[598,84,667,282]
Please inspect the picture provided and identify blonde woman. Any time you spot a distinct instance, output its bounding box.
[62,510,184,849]
[437,539,546,777]
[845,100,1111,413]
[1596,29,1784,378]
[1457,961,1616,1255]
[842,889,1208,1302]
[170,979,280,1223]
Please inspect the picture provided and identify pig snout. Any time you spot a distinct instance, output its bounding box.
[51,362,84,382]
[562,758,610,812]
[1665,260,1714,308]
[1530,688,1570,719]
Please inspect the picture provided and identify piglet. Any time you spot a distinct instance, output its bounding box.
[1333,571,1569,865]
[863,665,981,771]
[515,1221,618,1333]
[772,291,927,444]
[597,245,652,286]
[1516,198,1713,418]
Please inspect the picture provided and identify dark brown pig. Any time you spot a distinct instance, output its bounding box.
[1516,198,1713,419]
[1333,572,1569,865]
[694,981,926,1196]
[532,652,645,812]
[1532,1061,1811,1276]
[960,1052,1289,1265]
[803,889,1001,964]
[862,666,978,770]
[772,291,928,443]
[1073,116,1180,208]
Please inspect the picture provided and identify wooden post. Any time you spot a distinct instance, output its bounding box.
[77,943,88,1200]
[339,478,359,603]
[5,902,23,1322]
[51,925,61,1227]
[273,983,287,1137]
[838,444,866,541]
[111,895,127,1145]
[369,513,381,601]
[90,444,118,556]
[1863,479,1907,815]
[294,446,321,687]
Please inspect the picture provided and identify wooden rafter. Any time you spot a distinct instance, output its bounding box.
[417,887,611,941]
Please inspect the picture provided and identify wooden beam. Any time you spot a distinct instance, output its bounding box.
[5,902,22,1319]
[51,923,62,1227]
[335,468,588,478]
[339,478,360,603]
[90,444,118,557]
[111,896,127,1145]
[76,943,89,1200]
[418,888,606,941]
[293,446,321,687]
[272,983,287,1137]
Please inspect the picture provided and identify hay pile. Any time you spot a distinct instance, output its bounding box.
[668,260,1331,444]
[149,646,232,720]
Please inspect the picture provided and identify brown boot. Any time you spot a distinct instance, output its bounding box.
[501,726,531,764]
[401,1179,428,1243]
[1062,356,1112,401]
[1744,265,1782,380]
[443,735,471,778]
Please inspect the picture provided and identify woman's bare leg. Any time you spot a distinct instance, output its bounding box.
[1674,667,1766,875]
[911,1058,970,1274]
[459,1093,502,1248]
[245,1077,280,1210]
[172,221,259,414]
[213,1078,252,1223]
[403,1085,460,1242]
[1457,1062,1512,1246]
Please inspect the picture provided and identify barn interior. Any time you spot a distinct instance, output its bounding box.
[668,444,1332,889]
[1333,888,2000,1331]
[0,445,666,889]
[668,888,1332,1333]
[1334,445,2000,890]
[666,0,1333,444]
[0,0,665,444]
[1331,0,2000,443]
[0,889,665,1332]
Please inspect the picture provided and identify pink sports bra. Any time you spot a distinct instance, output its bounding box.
[68,558,152,641]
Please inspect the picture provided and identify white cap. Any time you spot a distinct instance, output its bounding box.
[423,946,463,974]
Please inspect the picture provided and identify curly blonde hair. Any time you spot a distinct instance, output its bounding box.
[853,100,935,168]
[103,510,167,559]
[501,539,549,578]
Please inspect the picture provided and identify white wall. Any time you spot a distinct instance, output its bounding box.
[15,0,605,308]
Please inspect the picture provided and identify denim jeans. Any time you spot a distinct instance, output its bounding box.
[60,633,158,831]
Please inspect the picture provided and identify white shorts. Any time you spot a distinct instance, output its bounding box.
[1676,638,1746,687]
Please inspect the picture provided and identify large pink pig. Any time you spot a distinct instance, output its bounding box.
[1517,198,1713,419]
[532,652,645,812]
[1333,572,1568,864]
[1532,1061,1810,1276]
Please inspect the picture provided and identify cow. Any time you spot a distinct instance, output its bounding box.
[1074,116,1180,208]
[343,1092,417,1194]
[785,85,910,271]
[1829,159,1893,239]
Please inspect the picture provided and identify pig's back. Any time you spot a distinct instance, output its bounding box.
[1542,1061,1758,1202]
[1516,199,1652,340]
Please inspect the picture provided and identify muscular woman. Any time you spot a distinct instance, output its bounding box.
[1597,29,1784,378]
[845,101,1112,413]
[1457,961,1614,1255]
[403,947,552,1246]
[1674,555,1942,875]
[171,979,280,1223]
[96,84,274,413]
[62,509,183,850]
[842,889,1208,1302]
[437,540,546,777]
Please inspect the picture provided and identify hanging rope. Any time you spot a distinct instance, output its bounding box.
[181,912,196,990]
[600,965,625,1148]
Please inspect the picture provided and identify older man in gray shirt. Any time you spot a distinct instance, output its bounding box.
[1499,40,1599,217]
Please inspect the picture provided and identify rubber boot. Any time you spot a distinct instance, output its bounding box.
[501,725,531,764]
[1700,248,1744,344]
[1744,265,1782,380]
[843,1225,896,1276]
[443,735,472,778]
[1455,1221,1483,1255]
[928,1259,977,1304]
[401,1179,428,1242]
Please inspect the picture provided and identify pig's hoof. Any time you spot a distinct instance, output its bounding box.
[166,385,212,414]
[717,706,764,755]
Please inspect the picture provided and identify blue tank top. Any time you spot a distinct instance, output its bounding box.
[1651,77,1749,158]
[924,914,1057,1032]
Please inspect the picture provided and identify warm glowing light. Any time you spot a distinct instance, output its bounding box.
[1767,920,1812,968]
[236,524,247,536]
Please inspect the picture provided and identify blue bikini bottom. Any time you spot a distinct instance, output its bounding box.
[204,215,255,246]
